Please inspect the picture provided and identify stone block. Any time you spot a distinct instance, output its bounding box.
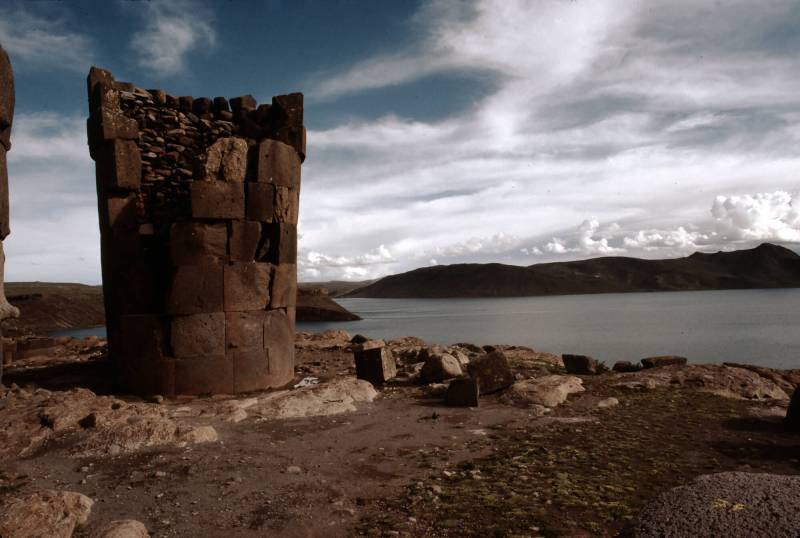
[467,351,514,394]
[169,222,227,265]
[786,388,800,432]
[192,97,211,115]
[106,195,138,229]
[117,315,167,363]
[190,180,244,219]
[274,187,299,223]
[245,182,275,222]
[562,354,600,375]
[174,356,234,395]
[204,137,247,182]
[226,311,265,351]
[171,312,226,358]
[641,356,688,369]
[178,96,193,113]
[354,343,396,385]
[270,264,297,308]
[148,89,166,105]
[166,262,224,314]
[96,139,141,191]
[229,220,261,261]
[232,348,270,393]
[272,223,297,264]
[421,352,463,383]
[446,377,480,407]
[223,262,269,311]
[263,309,294,383]
[272,93,304,126]
[273,126,306,162]
[213,96,229,112]
[255,139,300,187]
[230,95,257,113]
[286,306,296,328]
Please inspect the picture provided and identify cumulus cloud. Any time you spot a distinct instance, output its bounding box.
[0,7,93,71]
[129,0,216,75]
[712,191,800,242]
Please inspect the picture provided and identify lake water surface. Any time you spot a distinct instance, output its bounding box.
[299,289,800,369]
[52,289,800,369]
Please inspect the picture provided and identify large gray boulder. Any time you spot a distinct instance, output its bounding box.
[628,472,800,537]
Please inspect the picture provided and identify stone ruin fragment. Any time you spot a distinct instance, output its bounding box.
[86,67,304,396]
[0,44,20,383]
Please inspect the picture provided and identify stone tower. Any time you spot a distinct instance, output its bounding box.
[86,67,303,396]
[0,44,21,384]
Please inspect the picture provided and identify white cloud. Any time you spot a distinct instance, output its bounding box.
[712,191,800,243]
[129,0,216,75]
[0,7,93,71]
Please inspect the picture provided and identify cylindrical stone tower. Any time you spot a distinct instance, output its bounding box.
[86,67,304,396]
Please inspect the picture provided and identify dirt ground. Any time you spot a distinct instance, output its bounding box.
[1,342,798,537]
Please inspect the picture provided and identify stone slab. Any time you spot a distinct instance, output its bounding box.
[245,182,275,222]
[171,312,226,358]
[170,222,227,265]
[223,262,269,311]
[226,311,265,351]
[229,220,261,261]
[270,263,296,308]
[166,263,224,314]
[255,139,300,187]
[190,181,245,219]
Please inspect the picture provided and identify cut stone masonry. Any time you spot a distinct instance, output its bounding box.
[86,66,304,396]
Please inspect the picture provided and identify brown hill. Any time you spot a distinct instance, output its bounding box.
[1,282,359,336]
[345,243,800,298]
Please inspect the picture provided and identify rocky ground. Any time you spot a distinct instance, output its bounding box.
[0,331,798,537]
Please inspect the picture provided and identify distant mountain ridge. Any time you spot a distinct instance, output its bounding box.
[345,243,800,298]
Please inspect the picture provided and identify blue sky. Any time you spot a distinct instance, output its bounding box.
[2,0,800,283]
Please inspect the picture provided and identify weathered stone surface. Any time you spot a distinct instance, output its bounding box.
[0,147,9,239]
[170,312,225,358]
[204,137,247,182]
[628,472,800,538]
[190,180,245,219]
[174,356,234,394]
[0,489,93,538]
[562,354,599,375]
[274,186,299,223]
[226,310,264,350]
[641,355,688,369]
[0,45,14,150]
[501,375,584,408]
[354,341,396,385]
[166,263,224,314]
[270,263,296,308]
[223,262,269,311]
[106,195,138,229]
[255,139,300,187]
[274,223,297,263]
[446,377,480,407]
[96,139,141,191]
[232,348,270,393]
[250,377,377,420]
[467,351,515,393]
[420,351,462,383]
[263,309,294,383]
[786,387,800,432]
[230,95,256,113]
[246,182,275,222]
[229,220,260,261]
[170,222,227,265]
[94,519,150,538]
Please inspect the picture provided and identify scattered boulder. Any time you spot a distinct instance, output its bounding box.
[562,354,599,375]
[446,377,479,407]
[501,375,584,408]
[353,340,396,385]
[786,387,800,432]
[420,349,463,383]
[466,351,515,393]
[250,377,377,420]
[627,472,800,537]
[350,334,368,345]
[613,360,641,373]
[641,355,687,369]
[0,489,93,538]
[94,519,150,538]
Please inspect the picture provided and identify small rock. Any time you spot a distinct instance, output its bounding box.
[94,519,150,538]
[445,377,479,407]
[0,490,93,538]
[420,351,462,383]
[286,465,302,474]
[597,397,620,408]
[612,360,641,373]
[562,354,599,375]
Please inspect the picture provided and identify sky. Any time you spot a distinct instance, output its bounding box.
[1,0,799,284]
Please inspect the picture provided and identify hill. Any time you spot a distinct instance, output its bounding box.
[345,243,800,298]
[1,282,359,336]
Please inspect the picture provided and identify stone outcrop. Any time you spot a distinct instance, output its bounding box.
[0,489,93,538]
[0,44,20,385]
[86,67,304,396]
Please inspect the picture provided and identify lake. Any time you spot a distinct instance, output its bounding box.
[299,289,800,369]
[51,289,800,370]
